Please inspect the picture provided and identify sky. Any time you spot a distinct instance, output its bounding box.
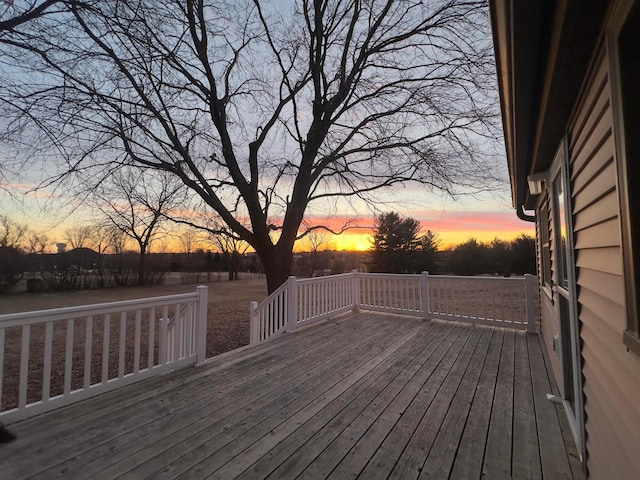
[1,178,534,253]
[0,1,535,253]
[298,192,535,252]
[324,211,534,252]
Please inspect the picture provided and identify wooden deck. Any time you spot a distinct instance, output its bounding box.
[0,312,582,479]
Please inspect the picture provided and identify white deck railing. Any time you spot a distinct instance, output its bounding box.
[250,272,538,343]
[0,286,208,424]
[249,273,357,343]
[249,280,288,344]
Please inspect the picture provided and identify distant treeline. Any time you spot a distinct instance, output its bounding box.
[368,212,536,276]
[0,247,266,293]
[0,228,536,293]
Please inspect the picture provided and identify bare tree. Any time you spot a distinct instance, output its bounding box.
[0,0,81,32]
[0,0,500,292]
[175,226,204,255]
[106,226,129,255]
[25,229,49,254]
[94,168,185,285]
[304,225,335,254]
[64,224,92,250]
[206,225,250,281]
[86,222,115,255]
[0,1,89,190]
[0,214,26,249]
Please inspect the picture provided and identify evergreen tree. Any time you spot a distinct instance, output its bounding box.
[370,212,439,273]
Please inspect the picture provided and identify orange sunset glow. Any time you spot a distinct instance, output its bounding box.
[297,210,535,252]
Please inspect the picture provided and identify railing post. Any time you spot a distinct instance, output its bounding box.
[249,301,259,344]
[524,273,538,333]
[286,276,298,333]
[351,269,360,312]
[421,271,431,320]
[195,285,208,364]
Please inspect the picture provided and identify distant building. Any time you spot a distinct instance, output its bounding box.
[56,243,67,254]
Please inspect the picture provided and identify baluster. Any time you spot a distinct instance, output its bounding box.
[483,282,487,321]
[450,279,454,317]
[161,306,169,364]
[148,307,156,368]
[102,314,111,383]
[185,302,193,357]
[499,281,503,321]
[509,282,515,323]
[119,312,126,378]
[134,309,141,373]
[173,304,181,360]
[84,316,93,389]
[64,319,74,395]
[19,325,30,409]
[466,280,470,319]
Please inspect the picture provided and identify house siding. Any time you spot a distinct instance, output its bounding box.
[539,292,562,384]
[566,45,640,479]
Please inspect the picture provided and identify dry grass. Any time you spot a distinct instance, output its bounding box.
[0,277,268,412]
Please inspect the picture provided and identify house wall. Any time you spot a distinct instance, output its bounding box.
[536,200,563,385]
[537,40,640,478]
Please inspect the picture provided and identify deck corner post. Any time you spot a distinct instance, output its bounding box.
[286,276,298,333]
[524,273,538,334]
[249,301,259,344]
[195,285,208,364]
[351,269,360,311]
[421,271,431,320]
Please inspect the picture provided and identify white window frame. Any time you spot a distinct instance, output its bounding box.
[549,138,585,459]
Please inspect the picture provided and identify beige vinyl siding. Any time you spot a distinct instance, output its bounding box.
[539,290,562,383]
[568,45,640,478]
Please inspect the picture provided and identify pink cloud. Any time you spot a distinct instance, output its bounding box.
[300,210,532,234]
[417,210,534,233]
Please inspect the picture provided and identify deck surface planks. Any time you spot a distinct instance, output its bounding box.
[1,312,580,479]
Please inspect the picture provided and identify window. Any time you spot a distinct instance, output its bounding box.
[553,173,569,291]
[609,0,640,355]
[550,138,583,447]
[540,200,552,290]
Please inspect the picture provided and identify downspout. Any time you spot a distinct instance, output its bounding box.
[517,205,536,222]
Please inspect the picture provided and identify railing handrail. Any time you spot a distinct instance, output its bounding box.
[358,272,525,282]
[296,272,353,285]
[0,291,199,328]
[429,274,525,282]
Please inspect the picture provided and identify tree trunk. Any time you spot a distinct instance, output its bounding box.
[261,248,294,294]
[137,245,146,286]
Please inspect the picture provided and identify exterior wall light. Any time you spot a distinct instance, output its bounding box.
[527,172,548,195]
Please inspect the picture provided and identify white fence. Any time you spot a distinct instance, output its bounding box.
[249,273,357,343]
[0,286,208,424]
[250,272,538,343]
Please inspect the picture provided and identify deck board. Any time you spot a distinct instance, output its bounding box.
[356,322,471,480]
[512,329,543,480]
[448,327,503,479]
[386,324,480,479]
[0,313,580,480]
[237,321,456,480]
[527,334,576,479]
[418,327,494,479]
